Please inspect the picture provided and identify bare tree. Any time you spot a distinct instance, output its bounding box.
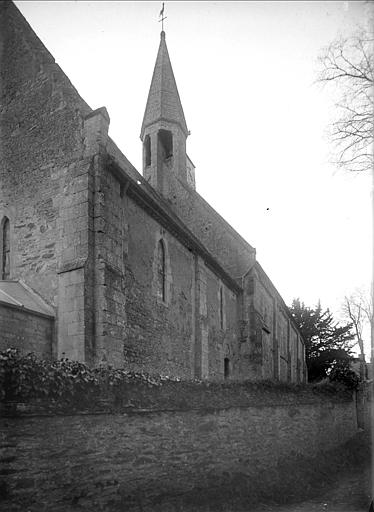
[358,289,374,362]
[317,19,374,173]
[343,295,365,357]
[343,289,373,378]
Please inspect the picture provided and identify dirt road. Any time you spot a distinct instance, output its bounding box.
[252,462,372,512]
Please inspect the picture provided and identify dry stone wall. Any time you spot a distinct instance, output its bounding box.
[0,398,358,511]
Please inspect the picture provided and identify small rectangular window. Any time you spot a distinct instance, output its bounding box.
[224,358,230,379]
[219,286,224,329]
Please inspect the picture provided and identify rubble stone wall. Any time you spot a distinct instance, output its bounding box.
[0,399,357,511]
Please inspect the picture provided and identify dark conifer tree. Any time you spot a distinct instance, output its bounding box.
[289,299,355,381]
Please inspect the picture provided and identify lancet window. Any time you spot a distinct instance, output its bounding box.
[219,285,224,329]
[144,135,151,166]
[157,239,166,302]
[2,217,10,280]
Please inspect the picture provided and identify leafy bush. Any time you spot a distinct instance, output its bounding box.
[0,348,182,405]
[0,349,97,403]
[328,364,360,390]
[0,348,354,409]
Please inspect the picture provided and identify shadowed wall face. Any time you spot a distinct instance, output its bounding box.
[0,400,357,510]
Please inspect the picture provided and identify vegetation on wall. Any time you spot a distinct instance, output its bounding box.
[0,348,354,412]
[0,348,175,405]
[290,299,359,388]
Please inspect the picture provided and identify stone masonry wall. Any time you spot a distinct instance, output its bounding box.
[0,3,114,364]
[0,304,53,359]
[162,173,307,383]
[240,265,307,383]
[205,267,239,379]
[93,162,240,378]
[0,2,99,364]
[1,1,307,380]
[253,278,275,380]
[277,308,289,381]
[0,2,91,307]
[238,271,268,381]
[91,164,195,373]
[0,399,357,511]
[123,201,195,376]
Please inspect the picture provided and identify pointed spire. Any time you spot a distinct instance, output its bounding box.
[141,31,188,139]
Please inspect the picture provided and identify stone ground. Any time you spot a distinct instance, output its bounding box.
[252,464,372,512]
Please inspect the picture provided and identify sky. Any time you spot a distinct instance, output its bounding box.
[15,1,372,354]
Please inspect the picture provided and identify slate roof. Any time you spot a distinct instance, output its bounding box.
[0,281,55,317]
[140,31,188,138]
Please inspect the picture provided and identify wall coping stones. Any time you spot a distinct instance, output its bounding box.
[0,398,354,419]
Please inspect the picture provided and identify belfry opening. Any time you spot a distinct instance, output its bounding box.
[158,129,173,161]
[144,135,151,167]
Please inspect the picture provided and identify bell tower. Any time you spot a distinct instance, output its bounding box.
[140,31,194,194]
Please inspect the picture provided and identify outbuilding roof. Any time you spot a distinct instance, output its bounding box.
[0,281,55,318]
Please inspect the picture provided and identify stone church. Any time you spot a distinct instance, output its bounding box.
[0,1,306,382]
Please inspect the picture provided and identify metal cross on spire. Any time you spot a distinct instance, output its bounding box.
[158,2,167,32]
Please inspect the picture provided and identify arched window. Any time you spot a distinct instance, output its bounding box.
[2,217,10,280]
[157,239,166,302]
